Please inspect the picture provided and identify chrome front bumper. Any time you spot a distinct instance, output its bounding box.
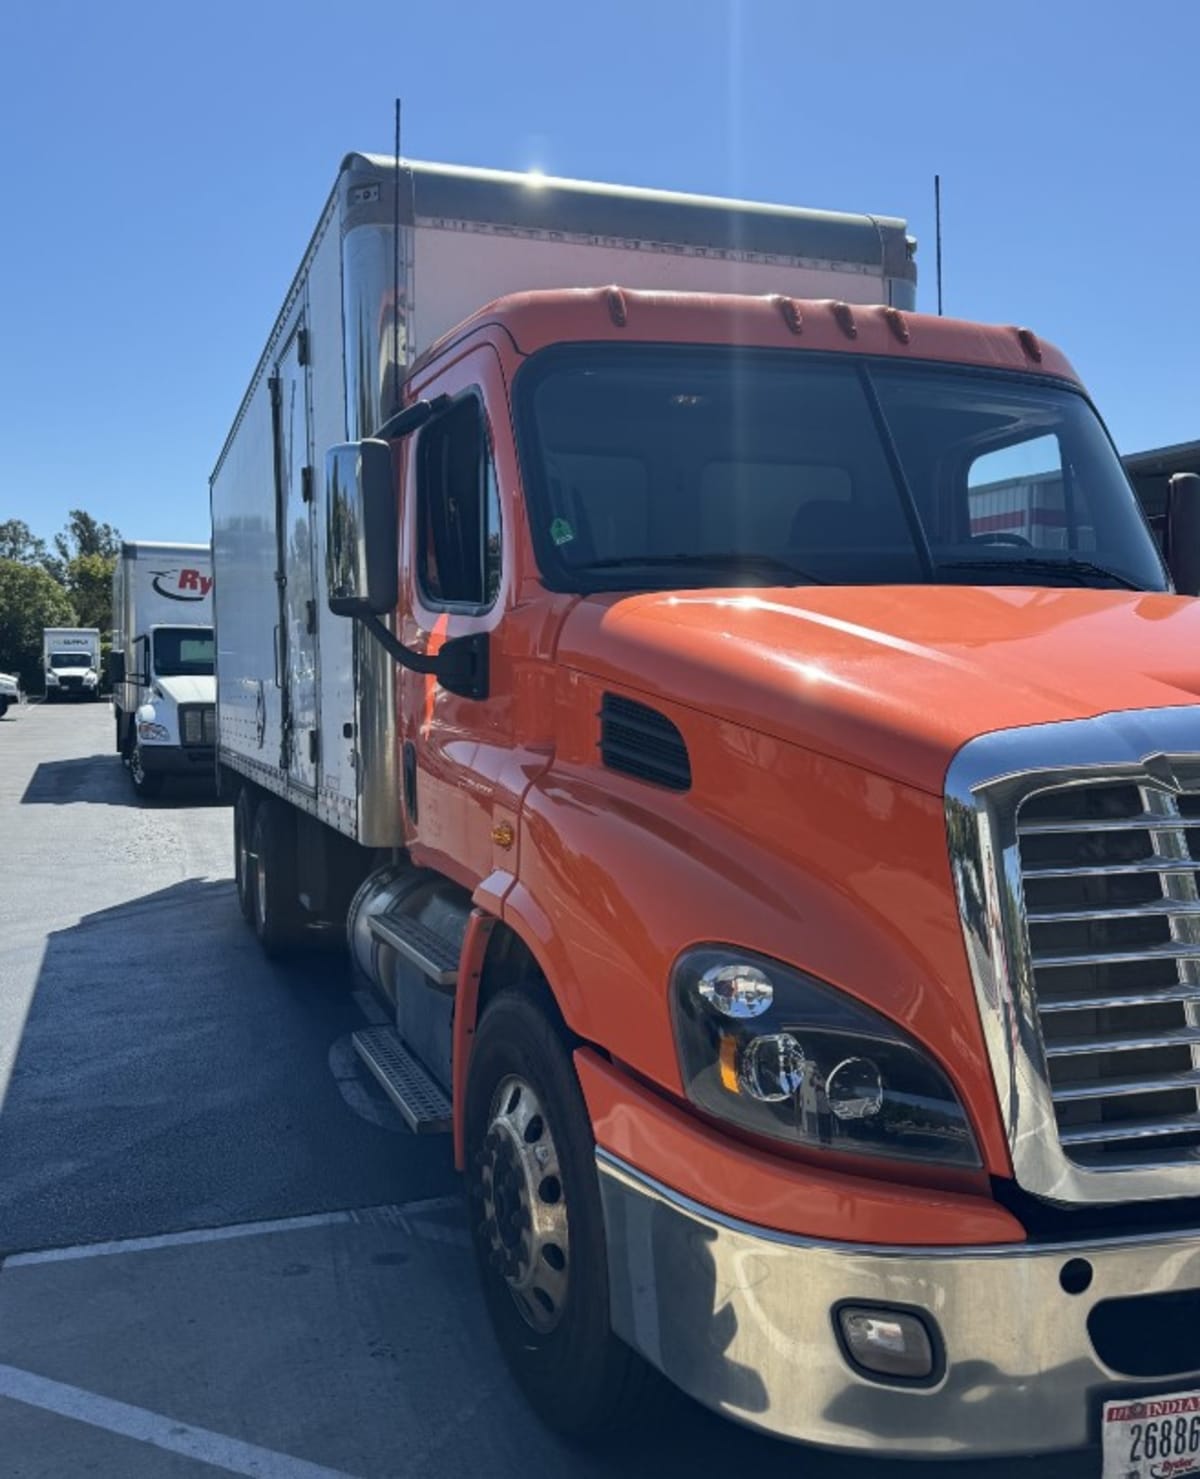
[597,1150,1200,1457]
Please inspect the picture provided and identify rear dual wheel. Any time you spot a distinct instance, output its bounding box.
[249,797,301,956]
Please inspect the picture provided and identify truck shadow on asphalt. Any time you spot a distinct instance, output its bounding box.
[20,754,224,808]
[0,877,1098,1479]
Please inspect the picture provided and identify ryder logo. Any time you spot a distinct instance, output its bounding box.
[151,568,213,601]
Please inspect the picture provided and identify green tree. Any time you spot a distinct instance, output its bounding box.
[66,551,116,634]
[0,560,77,690]
[54,509,121,564]
[0,519,50,568]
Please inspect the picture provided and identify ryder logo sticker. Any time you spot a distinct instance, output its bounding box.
[151,567,213,601]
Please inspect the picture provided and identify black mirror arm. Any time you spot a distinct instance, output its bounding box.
[359,614,489,701]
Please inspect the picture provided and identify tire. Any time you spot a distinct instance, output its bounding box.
[129,746,164,799]
[250,798,301,956]
[114,709,123,752]
[233,788,257,926]
[0,698,8,719]
[465,990,656,1443]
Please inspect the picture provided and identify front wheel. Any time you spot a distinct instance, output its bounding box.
[465,990,656,1442]
[129,746,164,799]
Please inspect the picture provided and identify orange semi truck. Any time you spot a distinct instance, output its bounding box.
[211,157,1200,1469]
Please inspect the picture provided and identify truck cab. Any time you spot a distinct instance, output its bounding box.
[119,622,215,797]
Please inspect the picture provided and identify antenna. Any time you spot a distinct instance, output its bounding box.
[392,98,402,415]
[934,173,944,317]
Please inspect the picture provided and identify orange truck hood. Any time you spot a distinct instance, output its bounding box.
[559,585,1200,794]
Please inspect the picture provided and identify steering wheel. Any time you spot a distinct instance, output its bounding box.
[969,532,1033,547]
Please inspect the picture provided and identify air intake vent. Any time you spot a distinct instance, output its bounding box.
[599,693,691,792]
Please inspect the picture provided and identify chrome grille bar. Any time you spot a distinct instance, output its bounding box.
[1058,1114,1200,1147]
[1044,1025,1200,1058]
[1023,857,1200,878]
[1033,942,1200,969]
[1053,1068,1200,1102]
[1038,985,1200,1014]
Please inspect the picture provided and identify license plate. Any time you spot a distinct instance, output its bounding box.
[1103,1391,1200,1478]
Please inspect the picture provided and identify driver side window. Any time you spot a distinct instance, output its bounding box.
[416,394,502,610]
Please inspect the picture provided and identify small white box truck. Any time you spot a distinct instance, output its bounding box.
[42,627,101,702]
[111,541,215,798]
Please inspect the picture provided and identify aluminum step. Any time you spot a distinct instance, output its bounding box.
[368,912,459,988]
[352,1027,452,1134]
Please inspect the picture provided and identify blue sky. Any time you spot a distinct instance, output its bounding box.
[1,0,1196,547]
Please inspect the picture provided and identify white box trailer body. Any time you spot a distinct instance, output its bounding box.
[42,627,100,701]
[111,541,215,791]
[211,155,916,844]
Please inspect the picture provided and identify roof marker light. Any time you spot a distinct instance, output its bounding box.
[883,306,910,344]
[831,301,858,339]
[773,295,804,335]
[1016,326,1043,363]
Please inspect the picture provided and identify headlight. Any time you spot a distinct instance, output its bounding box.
[138,722,171,742]
[46,671,58,683]
[671,946,980,1167]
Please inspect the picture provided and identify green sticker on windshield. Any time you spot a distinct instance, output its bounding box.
[550,518,574,547]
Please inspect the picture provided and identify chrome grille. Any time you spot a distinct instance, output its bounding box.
[180,704,216,747]
[1018,781,1200,1170]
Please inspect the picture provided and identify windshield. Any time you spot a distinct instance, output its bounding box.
[517,349,1167,593]
[50,651,91,668]
[152,627,214,677]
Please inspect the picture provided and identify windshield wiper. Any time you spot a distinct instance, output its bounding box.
[934,556,1142,591]
[572,552,825,585]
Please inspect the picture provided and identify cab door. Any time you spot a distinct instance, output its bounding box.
[271,322,319,791]
[397,347,511,886]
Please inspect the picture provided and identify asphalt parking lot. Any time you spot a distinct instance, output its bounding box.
[0,701,1096,1477]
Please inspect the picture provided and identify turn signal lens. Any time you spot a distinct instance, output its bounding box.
[697,962,773,1019]
[739,1033,807,1102]
[838,1307,935,1380]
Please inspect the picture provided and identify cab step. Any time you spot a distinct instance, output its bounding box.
[351,1027,452,1134]
[368,912,459,989]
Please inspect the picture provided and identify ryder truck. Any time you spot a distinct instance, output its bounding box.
[111,541,215,797]
[212,156,1200,1469]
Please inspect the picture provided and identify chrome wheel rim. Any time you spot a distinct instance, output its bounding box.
[476,1075,569,1334]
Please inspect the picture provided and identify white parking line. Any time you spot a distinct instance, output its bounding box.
[0,1363,360,1478]
[1,1196,463,1269]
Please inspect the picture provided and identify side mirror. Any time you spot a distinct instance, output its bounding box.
[1167,473,1200,596]
[110,651,125,685]
[326,440,397,616]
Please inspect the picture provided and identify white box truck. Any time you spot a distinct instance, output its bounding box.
[209,152,1200,1463]
[111,541,215,798]
[42,627,101,702]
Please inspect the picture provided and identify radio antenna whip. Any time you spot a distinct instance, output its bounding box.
[392,98,402,414]
[934,173,944,317]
